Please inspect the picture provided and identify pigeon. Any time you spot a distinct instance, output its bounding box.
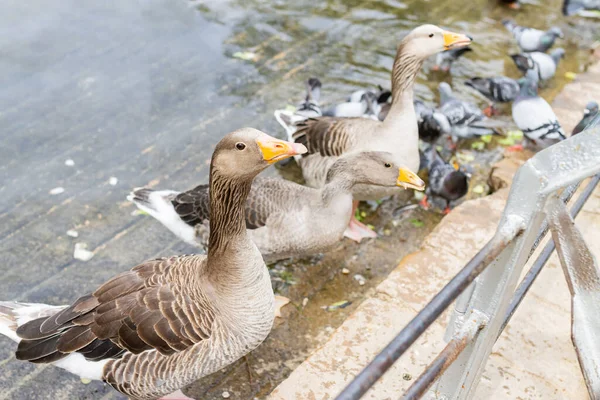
[323,91,379,119]
[511,70,566,150]
[438,82,501,141]
[572,101,599,135]
[502,19,564,52]
[464,76,520,116]
[414,100,452,143]
[510,48,565,80]
[500,0,521,9]
[433,47,473,72]
[420,146,470,214]
[563,0,600,15]
[345,87,392,120]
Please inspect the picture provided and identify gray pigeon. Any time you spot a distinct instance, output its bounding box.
[465,76,519,116]
[572,101,599,135]
[512,70,566,150]
[414,100,452,143]
[563,0,600,15]
[433,47,473,72]
[421,146,470,213]
[438,82,501,141]
[502,19,564,52]
[510,48,565,81]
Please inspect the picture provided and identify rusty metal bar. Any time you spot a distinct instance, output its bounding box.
[501,175,600,336]
[334,234,517,400]
[402,313,487,400]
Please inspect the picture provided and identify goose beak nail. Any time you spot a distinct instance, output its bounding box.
[397,167,426,191]
[257,137,307,164]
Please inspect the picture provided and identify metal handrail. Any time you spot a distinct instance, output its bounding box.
[334,126,600,400]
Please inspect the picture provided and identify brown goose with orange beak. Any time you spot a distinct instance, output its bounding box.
[0,129,306,400]
[278,25,471,242]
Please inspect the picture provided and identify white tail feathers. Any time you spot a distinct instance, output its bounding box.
[0,301,66,343]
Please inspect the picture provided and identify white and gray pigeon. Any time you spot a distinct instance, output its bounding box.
[464,76,519,116]
[433,47,473,72]
[563,0,600,15]
[438,82,501,140]
[323,91,379,119]
[414,100,452,143]
[510,48,565,81]
[512,70,566,150]
[274,77,322,138]
[502,19,564,52]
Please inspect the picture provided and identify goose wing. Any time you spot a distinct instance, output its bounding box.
[15,256,213,364]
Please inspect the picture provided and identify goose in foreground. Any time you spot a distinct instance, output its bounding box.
[563,0,600,15]
[284,25,471,241]
[511,70,566,151]
[572,101,599,135]
[414,99,452,143]
[129,152,425,257]
[420,146,470,214]
[510,48,565,80]
[464,76,520,116]
[438,82,501,142]
[502,19,564,52]
[433,47,472,72]
[0,129,306,400]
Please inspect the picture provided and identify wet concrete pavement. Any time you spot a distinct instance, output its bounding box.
[0,0,598,399]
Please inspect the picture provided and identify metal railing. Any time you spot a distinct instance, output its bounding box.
[335,124,600,400]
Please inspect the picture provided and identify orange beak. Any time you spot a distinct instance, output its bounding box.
[442,30,472,50]
[256,136,307,164]
[397,167,426,191]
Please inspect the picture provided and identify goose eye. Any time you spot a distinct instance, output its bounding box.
[428,33,434,38]
[384,163,391,168]
[236,142,246,150]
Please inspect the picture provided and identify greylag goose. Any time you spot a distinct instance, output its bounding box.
[438,82,500,141]
[433,47,472,72]
[511,70,566,150]
[420,146,470,214]
[502,19,563,52]
[129,152,425,258]
[464,76,520,116]
[572,101,599,135]
[0,129,306,400]
[414,99,452,143]
[563,0,600,15]
[283,24,471,241]
[510,48,565,80]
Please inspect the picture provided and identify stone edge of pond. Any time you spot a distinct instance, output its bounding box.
[266,60,600,400]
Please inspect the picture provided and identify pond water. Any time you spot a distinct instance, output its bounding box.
[0,0,597,399]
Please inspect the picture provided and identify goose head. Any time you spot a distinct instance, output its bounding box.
[344,152,425,191]
[401,25,472,59]
[212,128,307,179]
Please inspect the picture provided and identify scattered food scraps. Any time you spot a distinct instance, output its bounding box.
[302,297,309,307]
[65,159,75,167]
[471,141,485,151]
[222,391,231,399]
[49,187,65,195]
[232,51,257,62]
[80,378,92,384]
[472,184,486,194]
[353,274,366,286]
[66,230,79,238]
[480,134,493,143]
[285,104,296,112]
[131,209,148,216]
[108,177,118,186]
[341,268,350,274]
[565,71,577,80]
[74,243,94,261]
[402,373,412,381]
[410,219,424,228]
[274,295,290,318]
[497,136,516,146]
[321,300,352,312]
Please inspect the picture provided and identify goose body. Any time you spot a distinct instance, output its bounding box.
[502,19,563,52]
[510,48,565,80]
[572,101,599,135]
[129,152,425,261]
[512,71,566,149]
[0,129,306,399]
[438,82,500,139]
